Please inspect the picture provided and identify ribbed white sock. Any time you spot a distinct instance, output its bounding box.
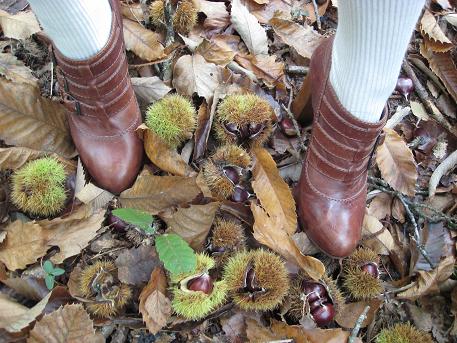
[28,0,112,60]
[330,0,425,123]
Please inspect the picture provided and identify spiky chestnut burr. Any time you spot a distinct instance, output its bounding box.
[223,249,289,311]
[173,0,198,34]
[343,248,382,300]
[375,323,433,343]
[170,254,227,320]
[149,0,165,27]
[145,94,196,148]
[202,145,251,200]
[11,157,67,217]
[214,94,274,147]
[78,260,132,318]
[207,219,246,264]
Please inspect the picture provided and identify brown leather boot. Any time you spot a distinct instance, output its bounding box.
[295,38,387,258]
[51,0,143,193]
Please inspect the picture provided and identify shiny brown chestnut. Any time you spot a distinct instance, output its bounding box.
[231,186,250,203]
[280,118,297,137]
[311,303,335,327]
[361,262,379,279]
[223,166,240,185]
[187,273,214,295]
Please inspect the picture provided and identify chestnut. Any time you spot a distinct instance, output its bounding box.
[311,303,335,327]
[395,76,414,100]
[106,212,129,231]
[361,262,379,279]
[231,186,250,203]
[223,166,240,185]
[187,273,214,295]
[302,281,327,303]
[280,118,297,137]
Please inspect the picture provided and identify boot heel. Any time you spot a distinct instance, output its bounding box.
[291,73,313,125]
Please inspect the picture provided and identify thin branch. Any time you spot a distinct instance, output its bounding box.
[161,0,175,82]
[286,65,309,75]
[348,305,370,343]
[311,0,321,30]
[281,88,306,152]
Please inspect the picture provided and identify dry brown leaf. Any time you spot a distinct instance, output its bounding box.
[251,203,324,280]
[161,201,220,250]
[196,36,238,66]
[120,2,144,21]
[27,304,104,343]
[362,213,394,255]
[242,0,292,24]
[131,77,171,105]
[368,193,393,220]
[0,79,76,158]
[139,267,172,335]
[376,128,417,196]
[173,54,222,102]
[251,147,297,235]
[246,314,283,342]
[269,16,324,59]
[0,10,40,40]
[0,147,76,173]
[0,221,48,271]
[123,19,165,62]
[410,100,431,121]
[231,0,268,56]
[268,321,308,343]
[398,255,455,300]
[0,53,38,87]
[119,169,202,213]
[0,291,52,333]
[420,9,453,52]
[234,54,284,88]
[199,0,230,29]
[115,245,160,286]
[139,125,196,177]
[335,300,382,329]
[421,46,457,105]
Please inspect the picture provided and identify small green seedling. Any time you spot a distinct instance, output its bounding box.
[111,208,157,234]
[43,260,65,290]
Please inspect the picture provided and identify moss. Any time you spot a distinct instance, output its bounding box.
[376,323,433,343]
[173,0,198,34]
[214,94,274,147]
[79,260,132,318]
[223,249,289,311]
[11,157,66,217]
[145,94,196,148]
[171,279,227,320]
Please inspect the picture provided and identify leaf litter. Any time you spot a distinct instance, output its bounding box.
[0,0,457,342]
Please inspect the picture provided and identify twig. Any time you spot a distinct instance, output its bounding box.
[311,0,321,30]
[348,305,370,343]
[429,149,457,197]
[286,65,309,75]
[282,88,306,152]
[161,0,175,82]
[227,61,258,82]
[402,61,457,138]
[50,61,54,97]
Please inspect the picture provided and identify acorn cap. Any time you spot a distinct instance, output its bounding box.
[223,249,289,311]
[145,94,196,148]
[171,279,227,320]
[11,157,67,217]
[376,323,433,343]
[173,0,198,35]
[215,94,274,147]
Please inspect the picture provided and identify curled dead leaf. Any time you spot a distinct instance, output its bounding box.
[123,19,165,62]
[0,10,40,40]
[0,53,38,87]
[362,213,394,255]
[235,54,284,88]
[420,9,453,52]
[131,77,171,105]
[376,128,418,196]
[335,300,382,329]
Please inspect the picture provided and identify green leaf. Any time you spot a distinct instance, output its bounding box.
[44,274,55,290]
[155,234,196,274]
[112,208,156,233]
[43,260,54,274]
[51,267,65,276]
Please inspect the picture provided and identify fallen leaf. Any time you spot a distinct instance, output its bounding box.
[0,53,38,87]
[242,0,292,24]
[420,9,453,52]
[0,79,76,158]
[27,304,104,343]
[119,169,202,213]
[0,147,76,173]
[251,203,324,280]
[0,290,53,333]
[161,201,220,251]
[140,125,196,177]
[368,193,393,220]
[269,16,324,59]
[235,54,284,88]
[123,19,165,62]
[115,245,160,286]
[193,101,211,161]
[398,255,455,300]
[220,312,247,342]
[120,2,144,21]
[0,221,48,271]
[173,54,222,102]
[139,267,172,334]
[376,128,418,196]
[131,77,171,105]
[335,300,382,329]
[246,314,283,342]
[199,0,230,30]
[362,213,394,255]
[410,101,431,121]
[231,0,268,56]
[0,10,40,40]
[1,276,49,301]
[196,36,238,66]
[251,147,297,235]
